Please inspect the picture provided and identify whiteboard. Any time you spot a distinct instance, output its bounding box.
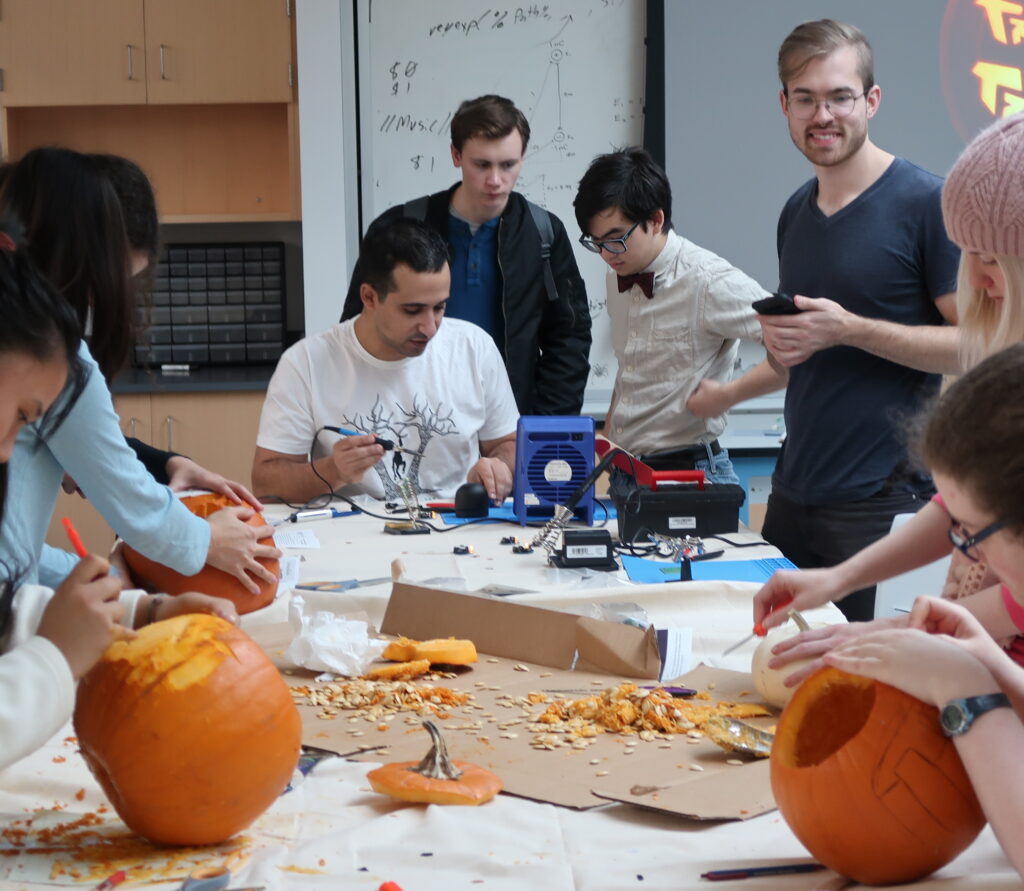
[356,0,647,414]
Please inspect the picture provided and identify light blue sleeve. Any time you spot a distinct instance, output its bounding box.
[41,344,209,580]
[37,545,78,591]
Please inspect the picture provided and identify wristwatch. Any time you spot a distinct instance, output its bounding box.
[939,693,1011,737]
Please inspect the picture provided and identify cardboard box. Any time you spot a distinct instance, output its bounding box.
[254,583,776,820]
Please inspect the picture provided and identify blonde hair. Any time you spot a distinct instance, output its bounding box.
[957,254,1024,370]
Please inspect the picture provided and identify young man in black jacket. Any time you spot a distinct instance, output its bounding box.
[342,95,591,416]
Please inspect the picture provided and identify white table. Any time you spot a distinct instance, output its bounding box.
[0,501,1014,889]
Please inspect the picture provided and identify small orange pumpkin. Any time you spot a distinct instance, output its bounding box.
[74,613,301,845]
[123,492,278,615]
[770,666,986,886]
[367,721,502,806]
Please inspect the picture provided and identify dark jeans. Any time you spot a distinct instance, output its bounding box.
[761,486,930,622]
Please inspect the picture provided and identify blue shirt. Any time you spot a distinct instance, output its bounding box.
[772,158,960,505]
[0,342,209,587]
[445,213,504,352]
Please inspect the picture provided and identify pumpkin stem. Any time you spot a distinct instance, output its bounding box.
[788,609,811,633]
[409,720,463,781]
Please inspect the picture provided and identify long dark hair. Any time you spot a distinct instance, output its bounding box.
[0,147,133,383]
[0,217,87,636]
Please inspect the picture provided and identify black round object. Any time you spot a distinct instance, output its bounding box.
[454,482,489,518]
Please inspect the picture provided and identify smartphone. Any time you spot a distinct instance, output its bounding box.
[752,292,802,315]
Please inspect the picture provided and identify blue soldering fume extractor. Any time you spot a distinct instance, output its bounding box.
[513,416,596,526]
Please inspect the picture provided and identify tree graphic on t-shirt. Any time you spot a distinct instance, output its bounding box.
[342,394,457,499]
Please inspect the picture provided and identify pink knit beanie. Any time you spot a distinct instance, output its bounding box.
[942,113,1024,257]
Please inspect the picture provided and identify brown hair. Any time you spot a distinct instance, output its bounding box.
[450,95,530,152]
[918,343,1024,536]
[778,19,874,94]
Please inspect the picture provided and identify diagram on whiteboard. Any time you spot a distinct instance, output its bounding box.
[358,0,646,408]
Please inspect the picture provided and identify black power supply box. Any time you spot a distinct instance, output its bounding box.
[611,483,746,545]
[548,529,618,571]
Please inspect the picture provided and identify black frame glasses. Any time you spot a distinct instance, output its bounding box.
[947,518,1009,562]
[786,91,869,121]
[579,221,640,254]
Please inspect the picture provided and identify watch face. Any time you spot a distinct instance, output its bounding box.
[940,702,970,736]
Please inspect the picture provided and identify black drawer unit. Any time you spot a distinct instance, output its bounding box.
[134,242,285,367]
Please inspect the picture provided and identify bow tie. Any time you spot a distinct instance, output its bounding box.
[617,271,655,299]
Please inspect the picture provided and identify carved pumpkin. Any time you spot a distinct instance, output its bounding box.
[74,614,301,845]
[770,667,986,885]
[367,721,502,806]
[123,492,279,615]
[382,637,478,665]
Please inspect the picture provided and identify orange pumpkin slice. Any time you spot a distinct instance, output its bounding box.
[364,659,432,681]
[382,637,478,665]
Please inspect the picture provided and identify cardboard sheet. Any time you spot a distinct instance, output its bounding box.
[251,585,778,820]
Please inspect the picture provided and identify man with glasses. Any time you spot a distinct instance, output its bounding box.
[341,95,591,417]
[743,20,961,621]
[573,147,781,483]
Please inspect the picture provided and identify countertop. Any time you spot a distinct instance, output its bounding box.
[112,364,274,394]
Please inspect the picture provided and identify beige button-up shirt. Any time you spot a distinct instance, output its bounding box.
[605,230,768,455]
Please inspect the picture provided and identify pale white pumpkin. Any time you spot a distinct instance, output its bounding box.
[751,612,822,709]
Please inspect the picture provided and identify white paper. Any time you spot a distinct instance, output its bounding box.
[277,555,302,595]
[274,528,321,549]
[657,627,694,682]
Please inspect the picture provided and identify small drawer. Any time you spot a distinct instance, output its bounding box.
[173,325,208,344]
[247,343,282,362]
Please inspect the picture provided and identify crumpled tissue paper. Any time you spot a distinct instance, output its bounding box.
[284,595,387,675]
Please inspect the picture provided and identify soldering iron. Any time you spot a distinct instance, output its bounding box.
[324,425,417,456]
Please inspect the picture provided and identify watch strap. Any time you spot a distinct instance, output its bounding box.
[941,692,1011,737]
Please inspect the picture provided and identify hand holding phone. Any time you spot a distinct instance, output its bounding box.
[753,292,802,315]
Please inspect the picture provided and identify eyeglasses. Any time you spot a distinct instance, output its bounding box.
[579,221,640,254]
[786,91,868,121]
[947,517,1008,562]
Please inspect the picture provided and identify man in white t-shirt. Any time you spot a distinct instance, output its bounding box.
[252,219,519,504]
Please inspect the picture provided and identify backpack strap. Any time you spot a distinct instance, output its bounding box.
[525,199,558,303]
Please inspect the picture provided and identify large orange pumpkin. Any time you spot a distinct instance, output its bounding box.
[123,492,279,615]
[74,613,301,845]
[770,667,986,886]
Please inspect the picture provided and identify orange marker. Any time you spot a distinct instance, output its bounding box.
[62,516,88,558]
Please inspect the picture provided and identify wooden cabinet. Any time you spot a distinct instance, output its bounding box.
[148,391,266,489]
[0,0,292,107]
[44,390,266,556]
[0,0,300,222]
[144,0,294,105]
[0,1,147,107]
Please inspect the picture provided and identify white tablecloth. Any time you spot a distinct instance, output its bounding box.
[1,502,1015,889]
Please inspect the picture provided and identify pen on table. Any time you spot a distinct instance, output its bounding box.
[91,870,127,891]
[701,862,826,881]
[324,425,417,456]
[281,507,359,524]
[62,516,89,559]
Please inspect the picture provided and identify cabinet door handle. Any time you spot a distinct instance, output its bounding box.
[126,44,135,80]
[159,44,168,80]
[0,69,5,92]
[129,416,138,438]
[165,416,174,451]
